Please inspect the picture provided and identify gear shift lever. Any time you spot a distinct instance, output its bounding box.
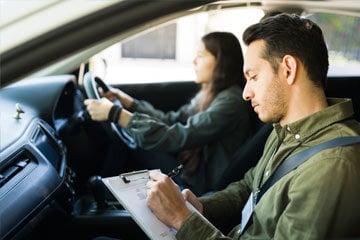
[88,175,109,210]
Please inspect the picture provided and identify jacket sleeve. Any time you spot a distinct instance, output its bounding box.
[176,213,230,239]
[125,89,247,152]
[129,98,195,124]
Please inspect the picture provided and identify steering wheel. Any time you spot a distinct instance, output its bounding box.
[83,71,137,149]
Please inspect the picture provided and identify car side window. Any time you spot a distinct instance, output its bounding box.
[93,8,264,84]
[307,12,360,76]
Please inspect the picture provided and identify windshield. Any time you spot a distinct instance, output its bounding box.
[0,0,121,53]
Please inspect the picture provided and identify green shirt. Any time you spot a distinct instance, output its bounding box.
[177,98,360,239]
[126,85,252,194]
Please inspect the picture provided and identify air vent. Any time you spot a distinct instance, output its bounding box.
[0,153,31,187]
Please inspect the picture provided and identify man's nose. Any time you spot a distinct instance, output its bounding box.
[242,83,253,101]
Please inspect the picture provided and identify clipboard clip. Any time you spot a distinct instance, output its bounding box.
[119,169,149,184]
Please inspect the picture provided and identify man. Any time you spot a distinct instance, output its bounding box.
[145,13,360,239]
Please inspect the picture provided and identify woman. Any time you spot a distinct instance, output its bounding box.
[84,32,253,195]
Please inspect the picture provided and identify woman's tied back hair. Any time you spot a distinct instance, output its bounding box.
[197,32,245,112]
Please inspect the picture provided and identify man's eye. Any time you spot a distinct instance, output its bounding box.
[249,75,257,81]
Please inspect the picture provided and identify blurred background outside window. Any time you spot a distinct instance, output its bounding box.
[92,8,360,84]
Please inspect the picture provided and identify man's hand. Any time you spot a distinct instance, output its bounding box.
[182,188,203,213]
[84,97,113,121]
[146,172,193,230]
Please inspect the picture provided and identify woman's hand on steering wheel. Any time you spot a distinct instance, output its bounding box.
[84,98,114,122]
[101,86,134,109]
[99,87,120,102]
[83,71,137,149]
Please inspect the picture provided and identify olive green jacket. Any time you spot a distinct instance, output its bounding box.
[177,98,360,239]
[126,85,252,194]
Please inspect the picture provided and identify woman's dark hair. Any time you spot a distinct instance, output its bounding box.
[179,32,247,179]
[243,13,329,89]
[197,31,245,111]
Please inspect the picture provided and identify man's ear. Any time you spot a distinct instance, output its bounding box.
[281,55,297,85]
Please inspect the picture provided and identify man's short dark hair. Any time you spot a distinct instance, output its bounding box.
[243,13,329,89]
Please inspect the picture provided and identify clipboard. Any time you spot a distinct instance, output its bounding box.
[102,169,178,240]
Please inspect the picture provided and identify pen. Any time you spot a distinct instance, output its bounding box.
[167,164,183,178]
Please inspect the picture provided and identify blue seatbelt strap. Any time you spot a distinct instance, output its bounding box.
[239,136,360,236]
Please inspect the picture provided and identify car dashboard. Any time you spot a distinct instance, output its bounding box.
[0,75,145,240]
[0,75,79,239]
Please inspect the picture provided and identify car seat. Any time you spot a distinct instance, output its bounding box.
[215,123,273,191]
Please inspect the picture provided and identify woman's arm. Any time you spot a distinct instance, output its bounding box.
[126,87,249,152]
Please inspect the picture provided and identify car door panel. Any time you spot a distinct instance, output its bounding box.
[113,81,199,112]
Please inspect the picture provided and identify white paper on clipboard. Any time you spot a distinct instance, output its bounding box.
[102,169,177,240]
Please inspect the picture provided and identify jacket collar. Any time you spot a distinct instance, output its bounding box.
[273,98,355,143]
